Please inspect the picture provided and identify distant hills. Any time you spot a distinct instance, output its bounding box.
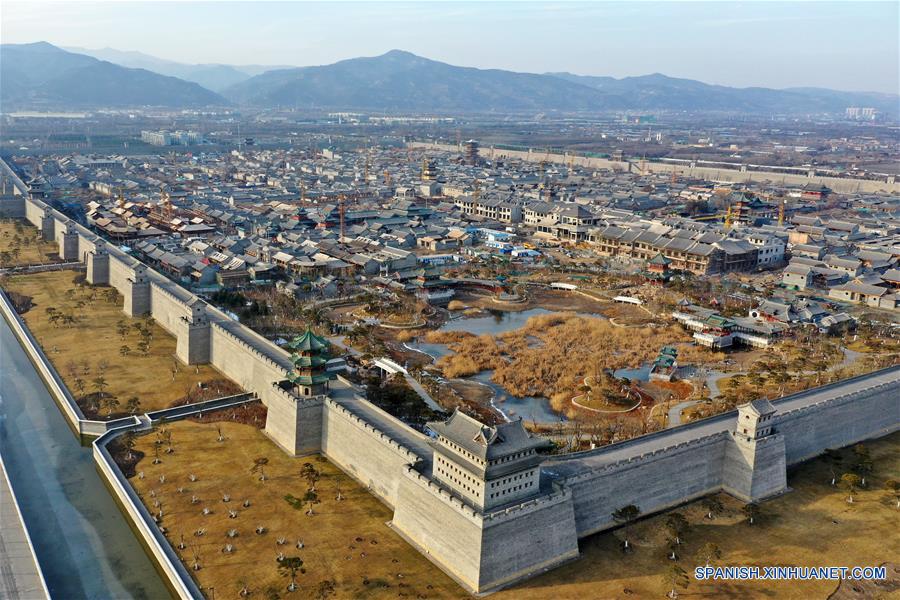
[224,51,897,115]
[550,72,899,115]
[64,46,291,92]
[1,43,896,116]
[223,50,609,111]
[1,42,225,110]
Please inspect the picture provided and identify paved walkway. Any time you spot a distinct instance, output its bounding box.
[0,453,49,600]
[545,365,900,479]
[402,374,443,412]
[329,380,433,462]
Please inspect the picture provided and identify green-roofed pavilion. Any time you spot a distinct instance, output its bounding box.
[287,327,332,396]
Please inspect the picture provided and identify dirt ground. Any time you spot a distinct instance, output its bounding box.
[0,219,60,266]
[125,420,466,599]
[2,270,230,417]
[123,422,899,600]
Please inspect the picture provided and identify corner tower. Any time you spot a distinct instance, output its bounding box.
[429,410,549,511]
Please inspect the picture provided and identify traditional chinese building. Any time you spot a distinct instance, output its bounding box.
[427,409,549,511]
[644,252,672,283]
[286,328,331,396]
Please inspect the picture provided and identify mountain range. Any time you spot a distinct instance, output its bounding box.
[64,46,291,92]
[1,42,224,109]
[2,43,897,116]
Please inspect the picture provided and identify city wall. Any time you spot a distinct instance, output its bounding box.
[776,378,898,464]
[557,432,731,537]
[321,397,424,507]
[4,175,900,596]
[409,141,900,194]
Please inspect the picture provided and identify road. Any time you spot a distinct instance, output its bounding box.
[0,453,48,600]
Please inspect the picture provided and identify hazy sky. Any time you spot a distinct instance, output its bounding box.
[3,1,899,93]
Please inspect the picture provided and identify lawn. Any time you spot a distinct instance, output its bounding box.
[125,417,899,600]
[1,270,233,418]
[125,420,466,600]
[0,218,60,267]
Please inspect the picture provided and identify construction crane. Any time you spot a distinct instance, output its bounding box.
[778,197,786,226]
[338,193,346,242]
[161,187,173,219]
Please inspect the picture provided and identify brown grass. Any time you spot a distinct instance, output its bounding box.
[430,313,702,410]
[494,432,900,600]
[0,218,60,266]
[394,329,418,343]
[125,421,900,600]
[126,420,465,599]
[2,270,229,417]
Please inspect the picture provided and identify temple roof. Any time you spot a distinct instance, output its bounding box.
[286,327,329,353]
[427,409,548,461]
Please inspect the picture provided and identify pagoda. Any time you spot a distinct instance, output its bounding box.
[644,252,672,284]
[286,328,331,396]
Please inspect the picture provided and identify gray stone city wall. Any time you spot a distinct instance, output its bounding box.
[561,433,729,537]
[777,385,900,465]
[108,252,136,294]
[149,284,192,336]
[208,323,289,400]
[409,142,899,194]
[721,434,787,502]
[23,198,47,234]
[321,399,422,508]
[478,490,579,592]
[264,389,324,455]
[0,193,26,218]
[392,468,484,592]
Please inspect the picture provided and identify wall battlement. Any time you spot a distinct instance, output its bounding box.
[209,322,290,376]
[324,397,421,460]
[8,186,899,597]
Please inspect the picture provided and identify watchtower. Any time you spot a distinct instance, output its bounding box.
[724,398,787,501]
[428,410,548,511]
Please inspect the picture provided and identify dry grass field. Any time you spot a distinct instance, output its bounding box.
[1,270,231,418]
[425,312,715,416]
[126,419,899,600]
[126,420,466,600]
[0,218,60,266]
[499,432,900,600]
